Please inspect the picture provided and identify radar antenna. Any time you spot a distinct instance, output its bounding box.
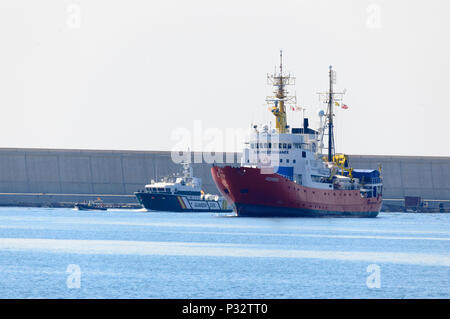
[266,50,297,134]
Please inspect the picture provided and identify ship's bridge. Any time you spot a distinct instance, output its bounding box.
[241,121,333,190]
[144,176,202,195]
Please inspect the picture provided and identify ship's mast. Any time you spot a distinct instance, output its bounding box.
[266,51,296,134]
[317,66,345,162]
[182,161,193,179]
[328,66,334,162]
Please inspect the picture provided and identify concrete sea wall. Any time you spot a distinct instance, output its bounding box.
[0,148,449,208]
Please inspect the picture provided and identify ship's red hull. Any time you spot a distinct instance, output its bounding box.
[211,166,382,217]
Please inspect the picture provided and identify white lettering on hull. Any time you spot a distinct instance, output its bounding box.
[189,201,209,210]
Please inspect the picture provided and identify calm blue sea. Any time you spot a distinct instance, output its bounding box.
[0,207,448,299]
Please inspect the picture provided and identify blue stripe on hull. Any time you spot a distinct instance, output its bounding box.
[234,203,379,218]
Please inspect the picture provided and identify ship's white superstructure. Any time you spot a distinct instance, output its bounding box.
[241,124,334,190]
[144,162,204,199]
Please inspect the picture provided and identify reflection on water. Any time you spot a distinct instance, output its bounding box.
[0,208,449,298]
[1,237,450,266]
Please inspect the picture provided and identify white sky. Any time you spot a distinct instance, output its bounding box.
[1,0,449,156]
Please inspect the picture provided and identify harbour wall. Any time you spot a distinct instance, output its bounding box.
[0,148,449,208]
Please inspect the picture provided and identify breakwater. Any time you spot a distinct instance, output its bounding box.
[0,148,449,209]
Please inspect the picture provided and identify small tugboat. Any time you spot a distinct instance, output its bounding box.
[211,51,383,217]
[74,199,108,211]
[135,162,232,213]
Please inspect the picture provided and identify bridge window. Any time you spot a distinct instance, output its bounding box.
[302,151,306,158]
[288,144,292,149]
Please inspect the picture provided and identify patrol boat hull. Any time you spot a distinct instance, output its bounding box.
[211,166,381,218]
[74,203,107,211]
[135,192,233,213]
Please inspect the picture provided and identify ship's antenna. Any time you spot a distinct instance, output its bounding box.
[278,50,284,99]
[280,50,283,77]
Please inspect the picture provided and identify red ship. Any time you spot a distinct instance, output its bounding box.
[211,52,383,217]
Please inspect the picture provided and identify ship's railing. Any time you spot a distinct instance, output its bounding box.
[278,173,294,181]
[360,184,383,198]
[361,177,382,185]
